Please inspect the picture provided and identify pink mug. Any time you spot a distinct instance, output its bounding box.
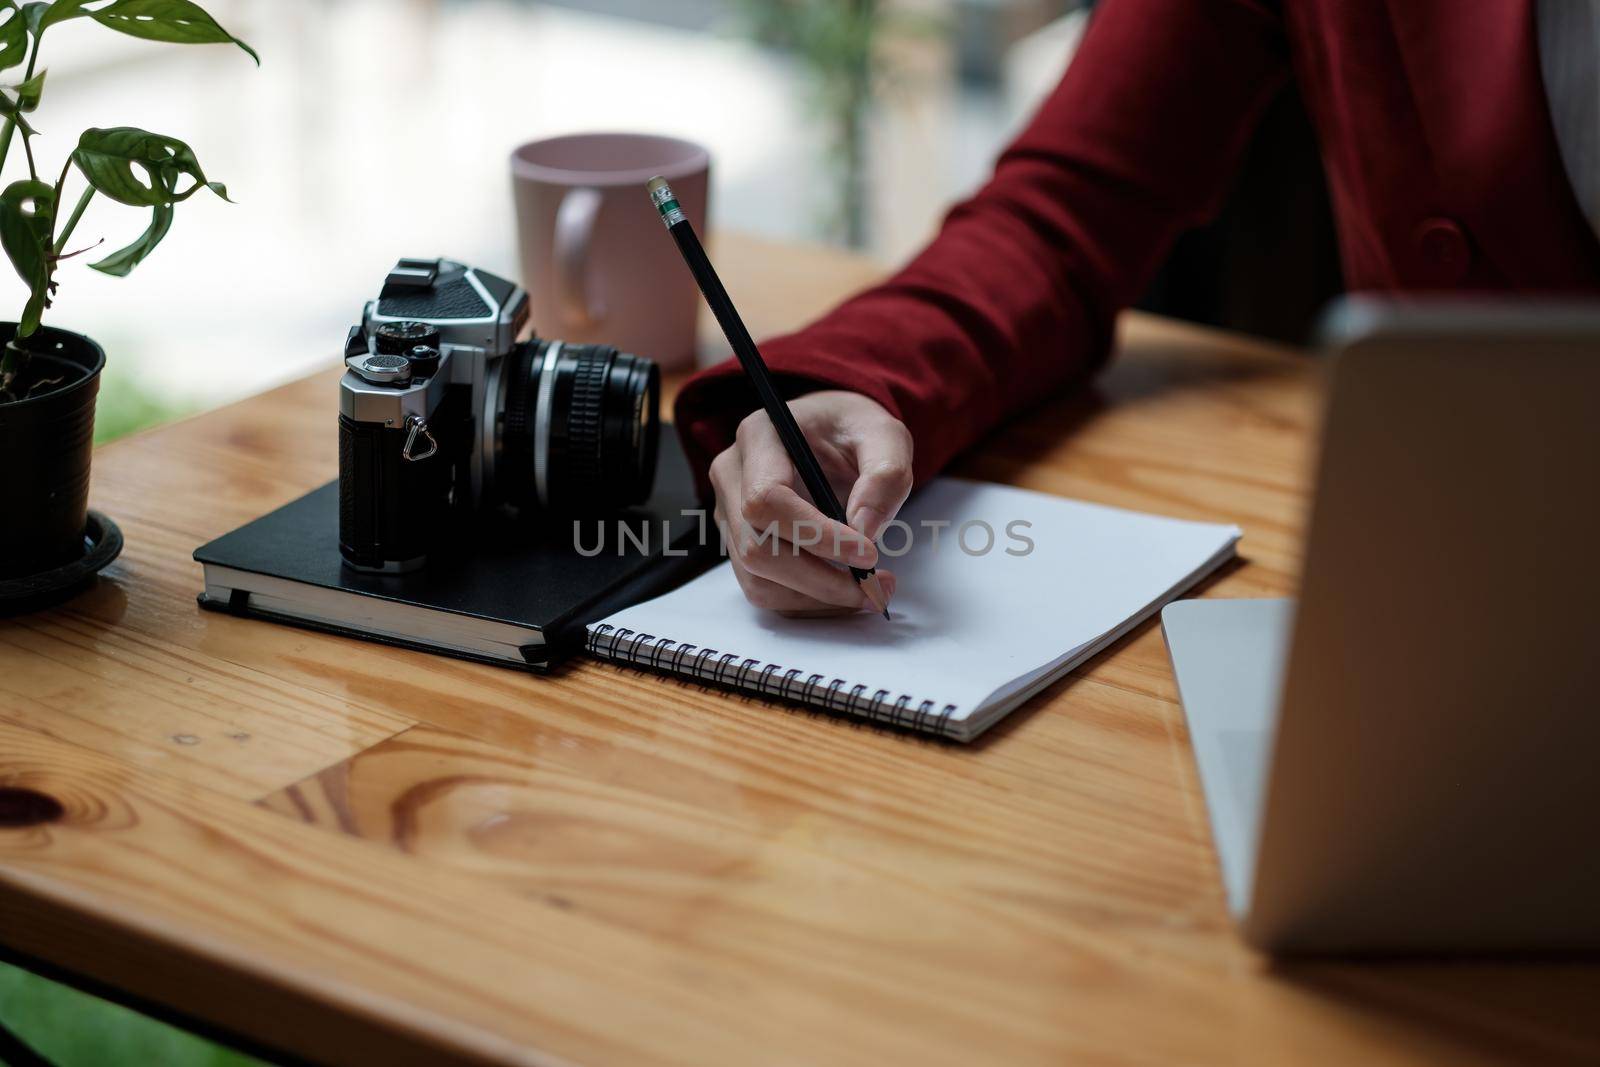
[511,133,710,371]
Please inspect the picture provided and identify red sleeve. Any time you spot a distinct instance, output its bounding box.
[673,0,1290,492]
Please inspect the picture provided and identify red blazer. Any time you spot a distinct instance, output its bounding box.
[675,0,1600,489]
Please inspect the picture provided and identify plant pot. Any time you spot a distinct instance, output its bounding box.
[0,323,106,581]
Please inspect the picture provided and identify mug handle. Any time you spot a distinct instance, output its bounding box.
[554,187,604,329]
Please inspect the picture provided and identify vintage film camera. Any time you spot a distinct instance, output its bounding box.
[338,257,660,572]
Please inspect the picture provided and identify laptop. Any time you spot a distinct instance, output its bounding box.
[1162,299,1600,954]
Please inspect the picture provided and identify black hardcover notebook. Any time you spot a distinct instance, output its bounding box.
[194,433,707,670]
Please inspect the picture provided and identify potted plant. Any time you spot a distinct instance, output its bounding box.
[0,0,255,612]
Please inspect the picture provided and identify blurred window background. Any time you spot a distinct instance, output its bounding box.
[0,0,1337,443]
[0,0,1091,439]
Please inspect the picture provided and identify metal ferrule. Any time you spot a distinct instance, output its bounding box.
[649,181,686,228]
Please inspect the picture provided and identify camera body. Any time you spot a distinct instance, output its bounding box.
[338,257,660,573]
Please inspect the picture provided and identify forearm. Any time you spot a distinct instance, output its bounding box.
[676,0,1291,489]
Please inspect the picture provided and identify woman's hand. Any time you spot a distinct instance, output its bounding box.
[709,390,913,615]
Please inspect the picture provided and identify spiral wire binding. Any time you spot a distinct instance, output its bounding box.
[586,624,960,736]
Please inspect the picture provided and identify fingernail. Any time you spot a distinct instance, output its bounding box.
[846,535,877,567]
[850,506,886,541]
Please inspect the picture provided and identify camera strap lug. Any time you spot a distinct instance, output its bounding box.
[401,414,439,462]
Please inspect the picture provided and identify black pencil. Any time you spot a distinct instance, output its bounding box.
[646,175,891,619]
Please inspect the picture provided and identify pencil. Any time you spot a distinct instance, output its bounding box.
[646,175,891,619]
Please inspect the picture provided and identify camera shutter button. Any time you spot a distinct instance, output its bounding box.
[355,352,413,385]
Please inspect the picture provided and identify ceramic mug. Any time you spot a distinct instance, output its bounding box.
[511,133,710,371]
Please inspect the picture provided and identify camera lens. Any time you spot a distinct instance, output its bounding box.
[496,339,660,513]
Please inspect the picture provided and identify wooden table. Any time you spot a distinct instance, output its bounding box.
[3,235,1598,1066]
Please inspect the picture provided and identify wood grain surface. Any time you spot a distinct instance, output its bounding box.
[3,234,1598,1065]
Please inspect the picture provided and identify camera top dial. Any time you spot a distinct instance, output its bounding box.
[374,320,441,355]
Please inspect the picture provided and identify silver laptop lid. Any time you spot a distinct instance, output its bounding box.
[1244,299,1600,952]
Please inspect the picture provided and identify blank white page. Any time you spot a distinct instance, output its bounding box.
[592,478,1239,737]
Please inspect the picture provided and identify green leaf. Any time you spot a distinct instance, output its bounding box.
[89,200,170,276]
[90,0,257,63]
[0,4,26,70]
[0,178,56,335]
[0,73,42,134]
[71,126,228,206]
[6,68,43,108]
[27,0,93,36]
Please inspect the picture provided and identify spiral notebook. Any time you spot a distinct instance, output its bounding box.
[586,479,1240,741]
